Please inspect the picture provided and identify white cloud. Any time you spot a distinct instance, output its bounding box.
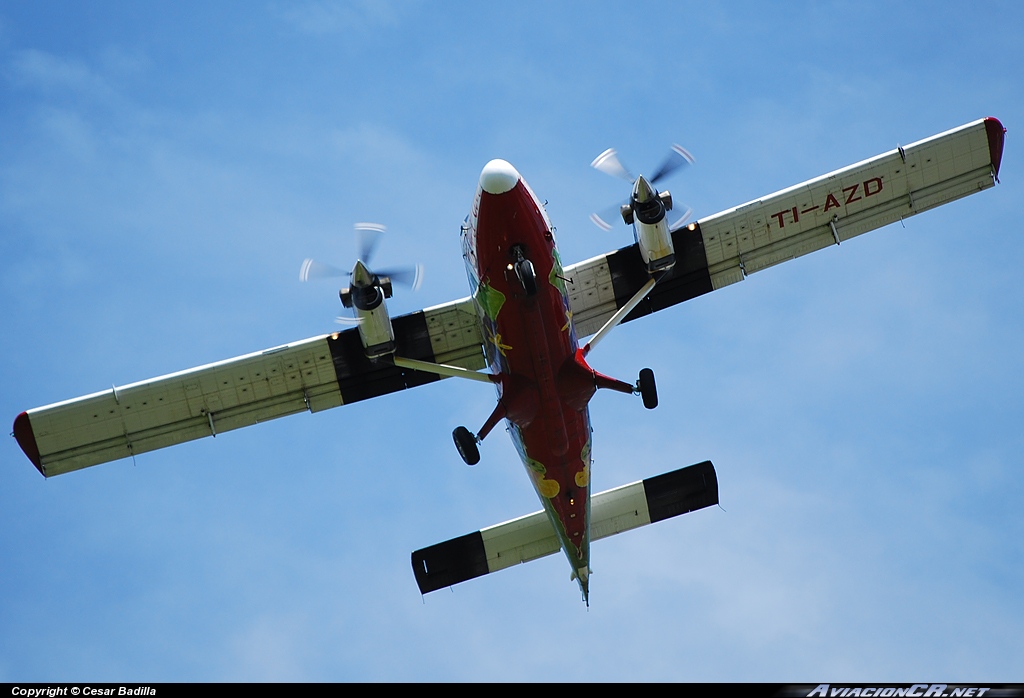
[10,48,115,99]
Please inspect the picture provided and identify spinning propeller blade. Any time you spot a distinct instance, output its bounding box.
[590,148,633,182]
[300,222,425,323]
[299,223,423,288]
[377,264,425,292]
[589,143,695,230]
[299,258,346,282]
[589,202,626,231]
[668,206,694,232]
[354,222,387,265]
[649,144,695,185]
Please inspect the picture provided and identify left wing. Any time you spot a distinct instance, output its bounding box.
[412,460,718,594]
[15,298,485,477]
[567,117,1004,337]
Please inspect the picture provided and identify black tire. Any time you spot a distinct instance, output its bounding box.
[453,426,480,466]
[639,368,658,409]
[516,259,538,297]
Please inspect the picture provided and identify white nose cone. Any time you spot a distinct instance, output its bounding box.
[479,159,520,194]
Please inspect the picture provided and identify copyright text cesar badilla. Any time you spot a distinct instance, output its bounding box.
[12,689,155,697]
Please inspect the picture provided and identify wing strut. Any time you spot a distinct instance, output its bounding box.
[575,273,663,408]
[392,356,499,384]
[581,275,659,357]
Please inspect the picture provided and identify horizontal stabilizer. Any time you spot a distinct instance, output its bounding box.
[411,460,718,594]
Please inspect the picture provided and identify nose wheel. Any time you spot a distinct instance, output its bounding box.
[510,244,538,297]
[515,258,537,296]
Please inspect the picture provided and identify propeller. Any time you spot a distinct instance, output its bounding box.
[649,144,695,184]
[590,148,634,183]
[355,221,386,267]
[299,223,424,290]
[299,223,424,325]
[667,205,694,233]
[589,144,695,232]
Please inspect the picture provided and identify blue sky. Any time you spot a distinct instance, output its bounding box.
[2,0,1022,682]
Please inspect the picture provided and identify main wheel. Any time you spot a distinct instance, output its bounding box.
[638,368,658,409]
[516,259,538,297]
[453,426,480,465]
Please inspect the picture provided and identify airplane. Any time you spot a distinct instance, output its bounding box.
[12,117,1005,605]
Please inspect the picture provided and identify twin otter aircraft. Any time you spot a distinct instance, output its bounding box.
[14,118,1005,604]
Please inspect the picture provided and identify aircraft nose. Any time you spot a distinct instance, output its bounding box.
[479,159,520,195]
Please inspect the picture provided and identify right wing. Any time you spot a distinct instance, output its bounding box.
[14,298,485,477]
[567,117,1005,337]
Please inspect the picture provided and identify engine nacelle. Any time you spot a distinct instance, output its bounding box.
[355,302,396,358]
[635,219,676,273]
[627,176,676,273]
[341,261,397,358]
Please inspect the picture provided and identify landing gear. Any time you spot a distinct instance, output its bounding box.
[510,244,538,297]
[515,258,537,296]
[453,400,507,466]
[453,426,480,466]
[638,368,658,409]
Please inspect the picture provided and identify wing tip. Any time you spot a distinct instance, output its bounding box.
[643,459,718,523]
[13,412,45,477]
[411,530,489,594]
[984,116,1005,177]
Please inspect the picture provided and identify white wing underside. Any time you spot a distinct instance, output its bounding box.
[565,118,1000,336]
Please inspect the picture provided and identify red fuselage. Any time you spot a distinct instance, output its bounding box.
[462,160,603,599]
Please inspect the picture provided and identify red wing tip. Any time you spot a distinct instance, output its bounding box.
[983,117,1005,177]
[13,412,45,477]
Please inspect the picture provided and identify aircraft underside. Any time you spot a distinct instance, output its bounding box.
[14,118,1004,605]
[467,160,600,599]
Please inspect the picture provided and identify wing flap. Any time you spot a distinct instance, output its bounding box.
[411,460,718,594]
